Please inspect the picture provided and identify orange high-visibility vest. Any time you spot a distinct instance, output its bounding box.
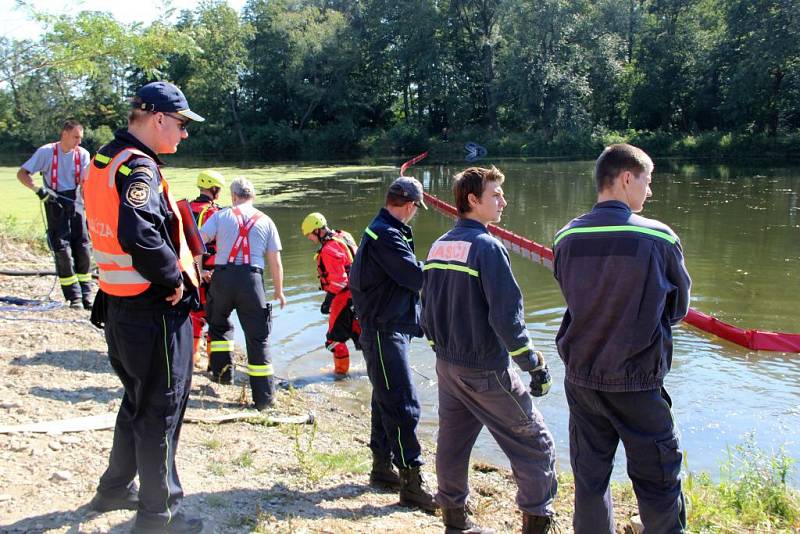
[83,147,199,297]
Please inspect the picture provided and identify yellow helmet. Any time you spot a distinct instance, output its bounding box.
[301,212,327,235]
[196,170,226,190]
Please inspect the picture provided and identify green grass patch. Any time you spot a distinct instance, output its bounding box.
[685,438,800,531]
[202,437,221,450]
[207,462,227,477]
[292,421,370,483]
[234,450,255,469]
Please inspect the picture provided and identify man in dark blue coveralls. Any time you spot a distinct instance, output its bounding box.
[84,81,205,534]
[350,176,437,513]
[553,144,692,534]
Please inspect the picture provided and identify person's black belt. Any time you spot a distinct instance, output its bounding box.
[216,264,263,274]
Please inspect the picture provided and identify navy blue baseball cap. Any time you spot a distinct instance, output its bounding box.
[388,176,427,209]
[134,81,205,122]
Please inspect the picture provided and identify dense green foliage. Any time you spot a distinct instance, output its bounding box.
[1,0,799,158]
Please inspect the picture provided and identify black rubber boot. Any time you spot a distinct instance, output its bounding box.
[369,456,401,490]
[88,483,138,512]
[252,375,275,410]
[522,513,557,534]
[399,466,438,513]
[443,506,496,534]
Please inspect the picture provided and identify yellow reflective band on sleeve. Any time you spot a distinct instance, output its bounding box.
[509,343,532,357]
[247,363,274,377]
[59,275,79,286]
[365,227,378,240]
[76,273,92,283]
[210,340,235,352]
[427,339,434,347]
[94,153,111,164]
[422,262,479,277]
[118,165,132,176]
[553,225,677,246]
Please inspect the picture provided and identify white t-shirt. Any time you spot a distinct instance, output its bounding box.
[201,203,282,270]
[22,143,91,192]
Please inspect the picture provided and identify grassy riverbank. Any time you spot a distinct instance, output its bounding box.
[1,237,799,532]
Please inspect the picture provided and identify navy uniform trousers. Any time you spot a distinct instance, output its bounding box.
[96,295,193,529]
[206,265,274,408]
[565,380,686,534]
[44,192,92,302]
[359,328,423,469]
[435,360,557,516]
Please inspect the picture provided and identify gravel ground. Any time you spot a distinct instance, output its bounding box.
[0,240,637,533]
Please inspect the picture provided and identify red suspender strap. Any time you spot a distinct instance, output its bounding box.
[227,207,263,265]
[50,143,82,190]
[74,148,82,186]
[51,143,58,190]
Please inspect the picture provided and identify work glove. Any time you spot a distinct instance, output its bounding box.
[35,187,50,200]
[528,351,552,397]
[320,292,335,315]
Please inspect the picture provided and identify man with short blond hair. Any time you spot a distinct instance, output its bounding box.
[422,166,558,534]
[84,81,205,534]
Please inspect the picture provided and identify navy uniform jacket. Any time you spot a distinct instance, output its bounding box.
[350,208,423,336]
[553,200,692,392]
[94,129,195,309]
[421,218,534,372]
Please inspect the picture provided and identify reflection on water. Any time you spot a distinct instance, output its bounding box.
[231,159,799,483]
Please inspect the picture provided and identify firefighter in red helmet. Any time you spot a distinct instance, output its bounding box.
[302,212,361,377]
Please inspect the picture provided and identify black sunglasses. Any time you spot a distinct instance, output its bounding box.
[163,112,189,131]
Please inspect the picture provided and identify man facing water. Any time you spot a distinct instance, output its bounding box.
[421,166,558,534]
[553,144,692,533]
[350,176,438,513]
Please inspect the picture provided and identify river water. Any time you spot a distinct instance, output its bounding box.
[226,158,799,482]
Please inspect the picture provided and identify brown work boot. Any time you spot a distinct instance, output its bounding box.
[443,506,495,533]
[522,513,557,534]
[369,457,401,490]
[399,466,438,513]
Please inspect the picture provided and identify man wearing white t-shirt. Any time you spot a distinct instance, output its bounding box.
[17,120,92,308]
[200,176,286,410]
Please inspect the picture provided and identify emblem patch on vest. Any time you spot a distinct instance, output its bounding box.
[125,181,150,208]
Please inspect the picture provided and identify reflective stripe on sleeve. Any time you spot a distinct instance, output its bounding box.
[365,227,378,240]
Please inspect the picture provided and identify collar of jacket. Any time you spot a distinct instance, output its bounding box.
[377,207,413,235]
[592,200,632,214]
[113,128,164,166]
[455,218,489,232]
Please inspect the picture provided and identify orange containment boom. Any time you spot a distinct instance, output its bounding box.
[423,192,800,353]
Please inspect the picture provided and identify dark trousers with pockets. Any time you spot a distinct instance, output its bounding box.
[44,193,91,302]
[435,360,557,516]
[360,328,423,468]
[97,296,193,528]
[565,380,686,534]
[207,265,274,407]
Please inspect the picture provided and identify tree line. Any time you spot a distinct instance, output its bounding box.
[1,0,799,159]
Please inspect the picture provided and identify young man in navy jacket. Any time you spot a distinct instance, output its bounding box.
[554,144,692,534]
[350,176,437,512]
[422,166,558,534]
